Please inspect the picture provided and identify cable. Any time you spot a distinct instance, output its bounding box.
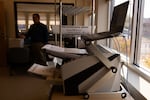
[112,35,128,91]
[123,35,130,66]
[121,35,131,94]
[112,34,131,94]
[112,37,120,52]
[110,33,132,94]
[121,62,129,92]
[115,37,121,52]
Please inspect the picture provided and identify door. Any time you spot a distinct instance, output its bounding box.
[0,1,7,67]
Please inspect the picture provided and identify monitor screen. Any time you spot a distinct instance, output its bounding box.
[110,1,129,33]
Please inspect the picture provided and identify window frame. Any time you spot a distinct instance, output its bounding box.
[14,2,74,37]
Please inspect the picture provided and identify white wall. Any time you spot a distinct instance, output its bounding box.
[95,0,109,45]
[95,0,109,33]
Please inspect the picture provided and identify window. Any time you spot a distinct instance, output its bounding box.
[49,14,60,31]
[15,2,73,37]
[138,0,150,70]
[28,13,34,28]
[17,13,26,32]
[18,20,26,32]
[39,13,47,25]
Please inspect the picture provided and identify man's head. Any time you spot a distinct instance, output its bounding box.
[32,13,40,24]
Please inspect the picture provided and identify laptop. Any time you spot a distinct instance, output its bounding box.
[81,1,129,41]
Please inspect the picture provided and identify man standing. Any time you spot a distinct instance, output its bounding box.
[26,13,49,66]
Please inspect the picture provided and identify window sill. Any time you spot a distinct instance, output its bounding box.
[122,62,150,99]
[123,62,150,83]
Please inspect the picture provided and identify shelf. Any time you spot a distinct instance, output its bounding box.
[60,5,90,16]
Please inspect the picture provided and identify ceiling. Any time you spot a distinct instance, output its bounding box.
[16,3,90,15]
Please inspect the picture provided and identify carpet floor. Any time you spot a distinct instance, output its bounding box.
[0,66,50,100]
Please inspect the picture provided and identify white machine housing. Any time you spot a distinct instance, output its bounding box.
[61,43,121,96]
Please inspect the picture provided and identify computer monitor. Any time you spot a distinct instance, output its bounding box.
[110,1,129,33]
[81,1,129,41]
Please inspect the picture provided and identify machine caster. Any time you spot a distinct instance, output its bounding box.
[83,93,89,99]
[111,67,117,73]
[121,92,127,98]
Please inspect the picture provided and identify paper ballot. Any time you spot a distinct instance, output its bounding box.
[42,44,88,54]
[28,63,62,84]
[28,63,55,77]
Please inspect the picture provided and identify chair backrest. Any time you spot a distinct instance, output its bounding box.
[110,1,129,33]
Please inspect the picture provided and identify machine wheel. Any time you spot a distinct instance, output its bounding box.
[83,93,89,99]
[111,67,117,73]
[121,92,127,98]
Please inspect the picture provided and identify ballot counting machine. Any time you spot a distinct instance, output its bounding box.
[42,1,130,99]
[42,42,127,99]
[61,43,122,93]
[42,39,128,99]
